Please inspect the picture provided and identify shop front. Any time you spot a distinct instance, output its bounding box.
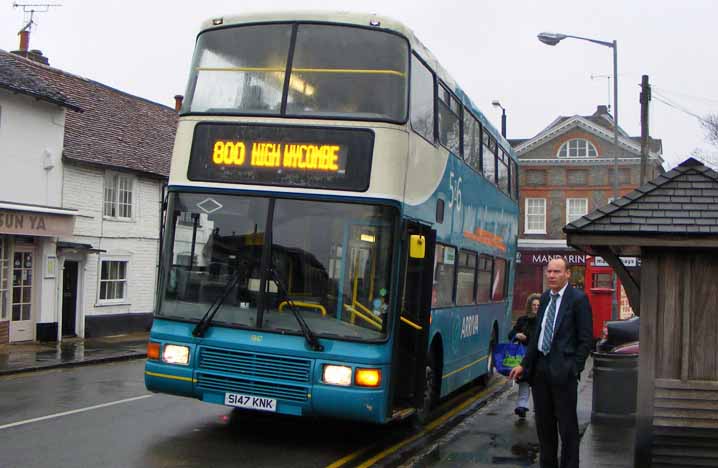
[514,240,638,337]
[514,243,587,315]
[0,202,76,343]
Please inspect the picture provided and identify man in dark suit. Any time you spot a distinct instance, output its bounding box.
[509,258,593,468]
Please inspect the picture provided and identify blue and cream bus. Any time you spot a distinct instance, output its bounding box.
[145,11,519,424]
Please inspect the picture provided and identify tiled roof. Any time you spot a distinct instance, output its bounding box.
[1,51,177,177]
[0,50,81,111]
[564,158,718,235]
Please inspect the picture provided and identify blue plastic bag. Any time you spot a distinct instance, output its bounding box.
[493,342,526,376]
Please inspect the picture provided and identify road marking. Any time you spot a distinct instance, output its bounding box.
[326,379,504,468]
[0,394,154,431]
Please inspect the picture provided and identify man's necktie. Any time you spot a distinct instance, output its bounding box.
[540,293,559,354]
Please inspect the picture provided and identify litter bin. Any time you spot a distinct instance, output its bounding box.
[591,351,638,426]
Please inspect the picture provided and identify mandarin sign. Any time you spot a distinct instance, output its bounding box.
[0,210,75,237]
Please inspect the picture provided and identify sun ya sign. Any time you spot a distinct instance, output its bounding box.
[0,210,75,237]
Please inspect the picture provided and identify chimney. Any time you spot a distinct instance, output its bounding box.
[12,29,50,65]
[174,95,184,112]
[19,30,29,51]
[596,105,609,116]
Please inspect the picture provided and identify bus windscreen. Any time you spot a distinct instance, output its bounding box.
[183,23,409,123]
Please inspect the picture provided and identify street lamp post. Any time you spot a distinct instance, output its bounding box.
[492,100,507,138]
[537,32,619,200]
[538,32,620,320]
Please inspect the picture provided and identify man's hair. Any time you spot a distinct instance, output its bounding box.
[548,257,570,271]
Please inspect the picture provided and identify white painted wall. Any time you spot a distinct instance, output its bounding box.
[62,163,163,331]
[0,89,66,207]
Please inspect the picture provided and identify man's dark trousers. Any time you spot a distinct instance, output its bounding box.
[532,354,579,468]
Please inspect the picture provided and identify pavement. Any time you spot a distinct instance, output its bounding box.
[401,356,635,468]
[0,332,148,376]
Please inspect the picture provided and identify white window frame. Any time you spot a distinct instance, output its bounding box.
[0,237,9,320]
[557,138,598,158]
[566,198,589,224]
[525,198,547,234]
[103,172,135,220]
[97,257,129,304]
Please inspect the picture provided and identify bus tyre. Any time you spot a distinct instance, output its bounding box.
[415,352,438,425]
[480,333,497,386]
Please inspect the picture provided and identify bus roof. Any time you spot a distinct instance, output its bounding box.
[198,11,515,160]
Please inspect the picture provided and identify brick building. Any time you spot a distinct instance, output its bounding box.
[0,43,176,343]
[509,105,664,316]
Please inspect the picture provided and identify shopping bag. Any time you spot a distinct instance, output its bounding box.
[493,342,526,376]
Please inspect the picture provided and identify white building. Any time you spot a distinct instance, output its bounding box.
[0,47,176,343]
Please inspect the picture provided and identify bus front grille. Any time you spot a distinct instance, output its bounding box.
[196,372,309,402]
[197,346,313,383]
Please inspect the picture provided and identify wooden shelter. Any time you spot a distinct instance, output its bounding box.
[565,158,718,467]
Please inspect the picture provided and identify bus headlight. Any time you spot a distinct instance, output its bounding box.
[162,344,190,365]
[323,365,352,386]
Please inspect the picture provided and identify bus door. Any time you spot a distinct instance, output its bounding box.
[391,222,435,413]
[340,224,391,330]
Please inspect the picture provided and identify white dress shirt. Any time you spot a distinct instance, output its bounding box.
[538,282,569,354]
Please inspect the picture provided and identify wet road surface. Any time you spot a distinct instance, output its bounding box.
[0,360,421,468]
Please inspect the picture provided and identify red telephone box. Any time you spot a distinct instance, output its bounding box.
[584,255,617,340]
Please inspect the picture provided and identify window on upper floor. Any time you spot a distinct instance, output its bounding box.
[104,173,134,219]
[557,138,598,158]
[566,198,588,224]
[525,198,546,234]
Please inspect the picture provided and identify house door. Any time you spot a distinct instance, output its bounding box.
[62,261,78,336]
[10,248,34,342]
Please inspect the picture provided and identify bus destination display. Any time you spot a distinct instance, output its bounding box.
[188,124,374,191]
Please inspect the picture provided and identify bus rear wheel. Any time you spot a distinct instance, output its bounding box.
[415,352,438,424]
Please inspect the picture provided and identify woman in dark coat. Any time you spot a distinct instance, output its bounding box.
[508,293,540,418]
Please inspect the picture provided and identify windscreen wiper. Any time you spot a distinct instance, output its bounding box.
[192,268,245,338]
[268,267,324,352]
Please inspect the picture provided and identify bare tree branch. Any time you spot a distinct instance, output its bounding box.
[701,114,718,147]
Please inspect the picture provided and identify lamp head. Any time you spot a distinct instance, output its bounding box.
[538,32,566,46]
[492,100,504,110]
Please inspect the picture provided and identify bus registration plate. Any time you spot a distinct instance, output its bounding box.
[224,392,277,412]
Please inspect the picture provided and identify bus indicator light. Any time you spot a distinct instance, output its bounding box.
[355,368,381,387]
[147,342,161,361]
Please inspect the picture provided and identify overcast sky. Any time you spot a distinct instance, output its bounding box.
[2,0,716,169]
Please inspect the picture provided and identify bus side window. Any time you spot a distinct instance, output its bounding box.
[437,83,461,156]
[432,244,456,307]
[410,54,435,143]
[463,111,482,173]
[492,258,508,301]
[477,254,493,303]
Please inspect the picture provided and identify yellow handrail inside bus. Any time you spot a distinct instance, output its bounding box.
[400,316,423,330]
[196,67,405,77]
[343,304,382,330]
[278,301,327,316]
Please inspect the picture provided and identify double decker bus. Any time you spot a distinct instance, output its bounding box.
[145,11,519,424]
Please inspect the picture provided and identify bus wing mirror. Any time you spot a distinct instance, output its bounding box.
[409,235,426,259]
